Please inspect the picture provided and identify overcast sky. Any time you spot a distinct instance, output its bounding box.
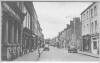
[33,2,92,39]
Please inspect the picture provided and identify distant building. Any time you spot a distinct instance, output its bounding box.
[65,17,82,50]
[73,17,82,50]
[56,17,81,49]
[65,24,72,48]
[57,29,67,48]
[81,2,100,54]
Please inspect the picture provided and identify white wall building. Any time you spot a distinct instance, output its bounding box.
[81,2,100,54]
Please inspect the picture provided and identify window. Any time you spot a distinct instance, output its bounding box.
[91,9,93,18]
[17,2,22,10]
[27,14,28,28]
[17,2,20,8]
[87,24,88,33]
[91,22,93,33]
[26,14,28,27]
[93,41,97,49]
[28,15,30,29]
[25,15,27,27]
[87,11,88,19]
[94,6,97,16]
[28,15,29,28]
[95,20,97,32]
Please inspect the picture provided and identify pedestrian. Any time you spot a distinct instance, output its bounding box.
[38,47,40,58]
[38,40,41,58]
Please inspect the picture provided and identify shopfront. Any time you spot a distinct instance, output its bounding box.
[91,33,99,54]
[83,35,91,52]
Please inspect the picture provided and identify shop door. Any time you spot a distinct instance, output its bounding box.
[92,40,98,54]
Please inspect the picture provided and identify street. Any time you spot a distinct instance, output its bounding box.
[39,46,98,61]
[1,1,100,61]
[15,46,98,61]
[15,50,39,61]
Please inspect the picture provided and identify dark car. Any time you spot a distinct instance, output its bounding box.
[44,44,49,51]
[68,46,77,53]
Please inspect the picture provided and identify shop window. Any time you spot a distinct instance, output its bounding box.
[93,41,97,49]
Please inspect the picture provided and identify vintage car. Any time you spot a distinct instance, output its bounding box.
[68,43,77,53]
[44,44,49,51]
[68,47,77,53]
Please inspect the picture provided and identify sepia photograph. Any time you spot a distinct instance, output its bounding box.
[0,0,99,62]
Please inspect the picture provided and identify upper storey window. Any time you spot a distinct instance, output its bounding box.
[94,6,97,16]
[91,9,93,18]
[87,11,89,19]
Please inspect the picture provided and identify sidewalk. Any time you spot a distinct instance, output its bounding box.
[78,51,99,58]
[14,48,44,61]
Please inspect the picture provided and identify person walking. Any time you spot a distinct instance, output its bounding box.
[36,43,40,61]
[38,46,40,58]
[37,40,41,60]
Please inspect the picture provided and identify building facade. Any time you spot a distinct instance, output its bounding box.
[19,2,44,55]
[1,1,26,60]
[81,2,100,54]
[65,17,82,50]
[19,2,38,55]
[73,17,82,50]
[56,17,81,49]
[57,29,67,48]
[65,23,73,49]
[1,1,44,61]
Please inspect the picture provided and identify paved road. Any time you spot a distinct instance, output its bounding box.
[14,46,98,61]
[15,50,39,61]
[39,46,99,61]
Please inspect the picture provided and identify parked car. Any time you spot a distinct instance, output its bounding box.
[68,46,77,53]
[44,44,49,51]
[68,48,77,53]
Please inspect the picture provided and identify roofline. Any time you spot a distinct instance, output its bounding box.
[81,2,96,15]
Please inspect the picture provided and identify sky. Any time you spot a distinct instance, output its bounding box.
[33,2,92,39]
